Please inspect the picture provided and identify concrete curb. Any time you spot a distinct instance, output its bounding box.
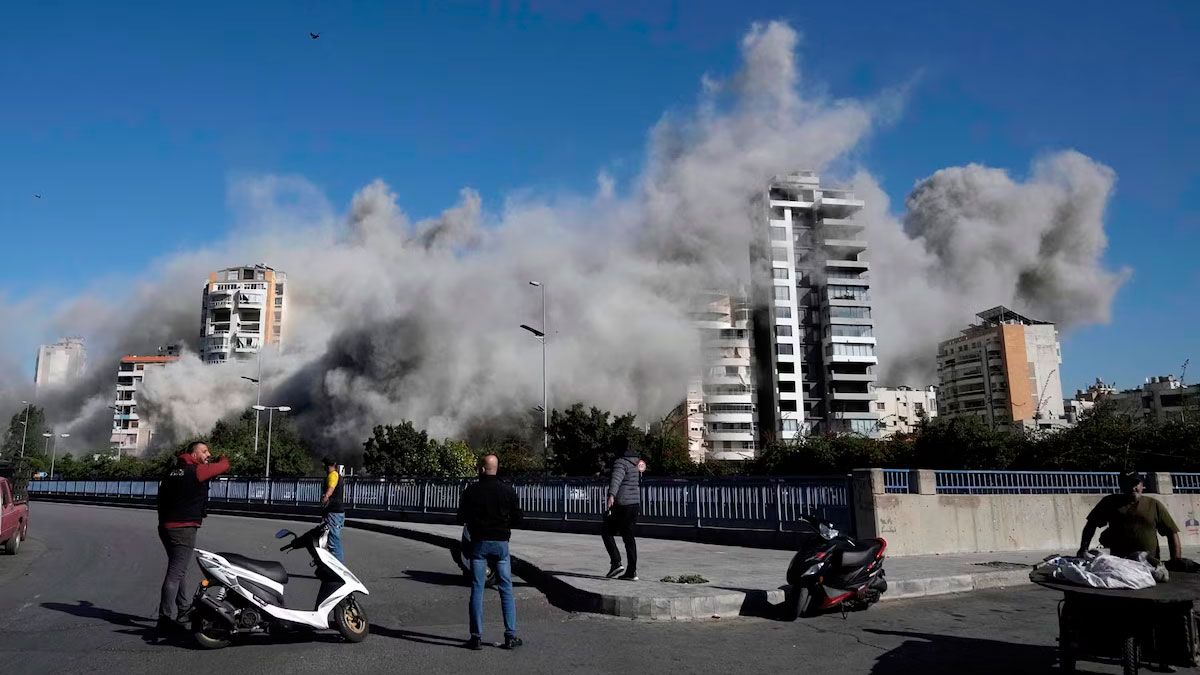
[883,569,1033,602]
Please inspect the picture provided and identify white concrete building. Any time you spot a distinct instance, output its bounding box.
[874,386,937,437]
[936,306,1065,430]
[687,292,757,461]
[752,172,879,439]
[110,346,180,456]
[200,265,287,364]
[34,337,86,390]
[1064,378,1117,424]
[1110,375,1198,423]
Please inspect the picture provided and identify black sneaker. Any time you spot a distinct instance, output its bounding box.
[618,572,639,581]
[606,563,626,578]
[502,636,524,650]
[464,636,483,651]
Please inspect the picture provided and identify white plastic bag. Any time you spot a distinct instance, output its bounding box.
[1056,554,1157,589]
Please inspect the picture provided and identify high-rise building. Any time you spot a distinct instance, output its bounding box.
[110,346,180,456]
[676,292,757,461]
[752,172,879,440]
[199,265,287,364]
[34,337,86,390]
[936,306,1065,430]
[874,386,938,437]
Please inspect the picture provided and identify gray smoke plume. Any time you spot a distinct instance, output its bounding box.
[0,20,1127,457]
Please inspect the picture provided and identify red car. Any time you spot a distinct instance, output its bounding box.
[0,477,29,555]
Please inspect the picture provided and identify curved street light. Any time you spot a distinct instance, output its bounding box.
[521,280,548,455]
[252,404,291,480]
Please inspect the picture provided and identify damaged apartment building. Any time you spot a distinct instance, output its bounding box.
[677,172,880,461]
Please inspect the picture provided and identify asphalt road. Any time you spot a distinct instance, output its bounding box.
[0,502,1182,674]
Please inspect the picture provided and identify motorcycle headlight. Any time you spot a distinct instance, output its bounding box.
[819,523,838,539]
[804,563,824,577]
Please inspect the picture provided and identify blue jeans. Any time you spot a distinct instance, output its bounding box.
[323,512,345,562]
[469,540,516,640]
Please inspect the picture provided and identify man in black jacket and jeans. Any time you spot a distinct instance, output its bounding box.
[457,454,523,651]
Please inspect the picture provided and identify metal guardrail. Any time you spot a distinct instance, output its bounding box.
[882,469,909,494]
[28,476,854,534]
[1172,473,1200,494]
[934,470,1120,495]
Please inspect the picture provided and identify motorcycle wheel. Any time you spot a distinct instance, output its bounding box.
[192,611,233,650]
[786,587,812,621]
[333,594,369,643]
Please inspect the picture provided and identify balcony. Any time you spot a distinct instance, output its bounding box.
[826,258,869,270]
[830,392,876,402]
[237,294,265,308]
[819,194,866,218]
[209,298,233,310]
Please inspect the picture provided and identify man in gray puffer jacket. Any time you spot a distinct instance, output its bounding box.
[603,444,642,581]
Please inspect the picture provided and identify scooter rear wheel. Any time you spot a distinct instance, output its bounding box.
[333,594,369,643]
[192,612,233,650]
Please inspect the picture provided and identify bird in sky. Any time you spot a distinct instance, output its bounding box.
[33,194,42,199]
[309,32,320,40]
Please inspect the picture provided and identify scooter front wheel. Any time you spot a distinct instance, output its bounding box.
[333,594,369,643]
[786,587,812,621]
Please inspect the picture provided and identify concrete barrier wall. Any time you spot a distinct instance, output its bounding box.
[860,487,1200,557]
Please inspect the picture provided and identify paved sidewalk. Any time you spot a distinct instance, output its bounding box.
[352,519,1200,621]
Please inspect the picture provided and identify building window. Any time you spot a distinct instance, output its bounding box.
[773,286,790,301]
[772,268,789,280]
[725,366,739,376]
[828,285,869,302]
[777,361,794,374]
[779,380,796,393]
[770,227,788,242]
[719,329,746,340]
[829,306,871,319]
[780,400,797,412]
[782,419,800,432]
[876,402,886,410]
[832,343,876,357]
[776,343,794,355]
[275,283,284,296]
[774,306,792,319]
[831,325,873,337]
[771,247,789,262]
[849,419,875,435]
[775,325,793,337]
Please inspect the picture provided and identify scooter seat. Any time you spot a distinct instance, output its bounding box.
[217,552,288,584]
[839,542,882,568]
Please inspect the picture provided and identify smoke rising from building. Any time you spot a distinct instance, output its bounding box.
[0,21,1127,456]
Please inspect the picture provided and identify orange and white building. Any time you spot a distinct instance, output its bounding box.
[199,265,287,364]
[110,347,180,455]
[936,306,1065,430]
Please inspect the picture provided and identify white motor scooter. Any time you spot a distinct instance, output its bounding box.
[189,523,369,649]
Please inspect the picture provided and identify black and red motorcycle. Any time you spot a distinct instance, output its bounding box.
[784,514,888,619]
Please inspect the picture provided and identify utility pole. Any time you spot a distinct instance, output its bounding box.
[521,281,549,457]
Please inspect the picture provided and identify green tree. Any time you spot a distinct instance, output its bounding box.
[477,434,544,476]
[546,403,642,476]
[1,405,49,459]
[192,410,315,477]
[641,421,697,476]
[361,422,476,478]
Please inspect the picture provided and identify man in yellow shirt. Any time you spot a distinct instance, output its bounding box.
[321,456,345,562]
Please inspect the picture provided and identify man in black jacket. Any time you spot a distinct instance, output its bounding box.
[155,441,229,633]
[456,454,523,651]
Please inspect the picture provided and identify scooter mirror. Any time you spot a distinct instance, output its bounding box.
[275,529,294,539]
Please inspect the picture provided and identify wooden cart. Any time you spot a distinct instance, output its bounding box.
[1033,570,1200,674]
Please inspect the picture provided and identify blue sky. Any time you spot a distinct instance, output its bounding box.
[1,0,1197,393]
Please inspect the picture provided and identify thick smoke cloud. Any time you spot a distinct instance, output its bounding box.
[0,20,1127,456]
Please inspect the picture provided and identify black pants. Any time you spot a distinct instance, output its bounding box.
[602,504,639,573]
[158,526,198,620]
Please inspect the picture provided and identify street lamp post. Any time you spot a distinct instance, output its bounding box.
[18,400,31,458]
[242,348,265,459]
[44,432,68,478]
[252,404,290,480]
[520,280,549,456]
